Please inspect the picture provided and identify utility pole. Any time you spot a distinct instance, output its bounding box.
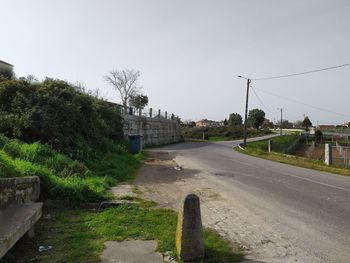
[238,76,251,146]
[280,108,283,136]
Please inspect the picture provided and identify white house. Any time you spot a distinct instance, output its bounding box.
[0,59,13,72]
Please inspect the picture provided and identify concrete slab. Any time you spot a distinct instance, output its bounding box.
[109,185,137,198]
[0,203,42,258]
[101,240,163,263]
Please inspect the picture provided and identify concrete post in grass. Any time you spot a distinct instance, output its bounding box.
[268,140,271,153]
[325,143,332,166]
[176,194,204,262]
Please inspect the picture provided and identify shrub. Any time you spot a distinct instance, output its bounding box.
[61,160,91,178]
[0,67,14,80]
[0,78,123,157]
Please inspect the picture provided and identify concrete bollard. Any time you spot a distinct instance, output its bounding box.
[325,143,332,166]
[176,194,204,262]
[268,140,271,153]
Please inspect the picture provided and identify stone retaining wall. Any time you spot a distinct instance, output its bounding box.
[0,176,40,209]
[123,115,182,146]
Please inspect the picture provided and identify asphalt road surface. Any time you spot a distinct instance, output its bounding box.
[152,137,350,263]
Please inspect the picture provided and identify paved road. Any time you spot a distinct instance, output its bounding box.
[153,137,350,263]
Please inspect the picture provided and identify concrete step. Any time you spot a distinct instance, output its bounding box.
[0,202,42,259]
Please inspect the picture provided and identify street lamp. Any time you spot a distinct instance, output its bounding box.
[238,75,251,146]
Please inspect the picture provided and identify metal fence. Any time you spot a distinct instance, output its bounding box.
[107,101,180,121]
[331,143,350,169]
[121,105,180,121]
[322,127,350,134]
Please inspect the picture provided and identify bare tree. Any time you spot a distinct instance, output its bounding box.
[104,69,142,112]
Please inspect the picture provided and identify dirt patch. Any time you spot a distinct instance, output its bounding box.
[135,151,224,209]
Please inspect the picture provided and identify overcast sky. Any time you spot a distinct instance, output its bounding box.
[1,0,349,125]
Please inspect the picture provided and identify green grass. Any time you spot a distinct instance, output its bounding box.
[243,135,299,154]
[2,203,243,263]
[237,136,350,176]
[0,134,144,203]
[209,136,229,142]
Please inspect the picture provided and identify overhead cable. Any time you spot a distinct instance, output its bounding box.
[251,63,350,81]
[253,86,350,118]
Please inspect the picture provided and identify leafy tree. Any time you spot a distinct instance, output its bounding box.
[293,120,303,129]
[223,118,228,126]
[314,129,323,142]
[262,119,274,129]
[302,116,312,130]
[129,94,148,111]
[104,69,142,112]
[19,74,38,83]
[247,109,265,129]
[279,120,293,129]
[228,113,242,126]
[189,121,196,128]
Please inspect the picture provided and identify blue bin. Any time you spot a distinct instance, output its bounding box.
[129,135,143,154]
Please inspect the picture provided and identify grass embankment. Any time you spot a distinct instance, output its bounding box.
[237,135,350,176]
[183,126,271,142]
[206,130,272,142]
[0,134,143,203]
[3,201,243,263]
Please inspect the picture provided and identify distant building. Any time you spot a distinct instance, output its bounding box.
[0,59,14,79]
[309,127,315,135]
[340,122,350,128]
[0,59,13,71]
[195,119,223,128]
[318,125,335,130]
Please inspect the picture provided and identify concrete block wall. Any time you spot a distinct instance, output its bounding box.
[123,114,182,146]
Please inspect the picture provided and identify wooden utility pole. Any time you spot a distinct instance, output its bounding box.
[243,78,251,146]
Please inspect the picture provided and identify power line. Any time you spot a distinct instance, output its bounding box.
[254,86,350,118]
[250,85,274,114]
[251,85,305,121]
[251,63,350,81]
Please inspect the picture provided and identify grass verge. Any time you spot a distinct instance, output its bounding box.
[0,134,144,203]
[2,202,244,263]
[236,138,350,176]
[208,136,230,142]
